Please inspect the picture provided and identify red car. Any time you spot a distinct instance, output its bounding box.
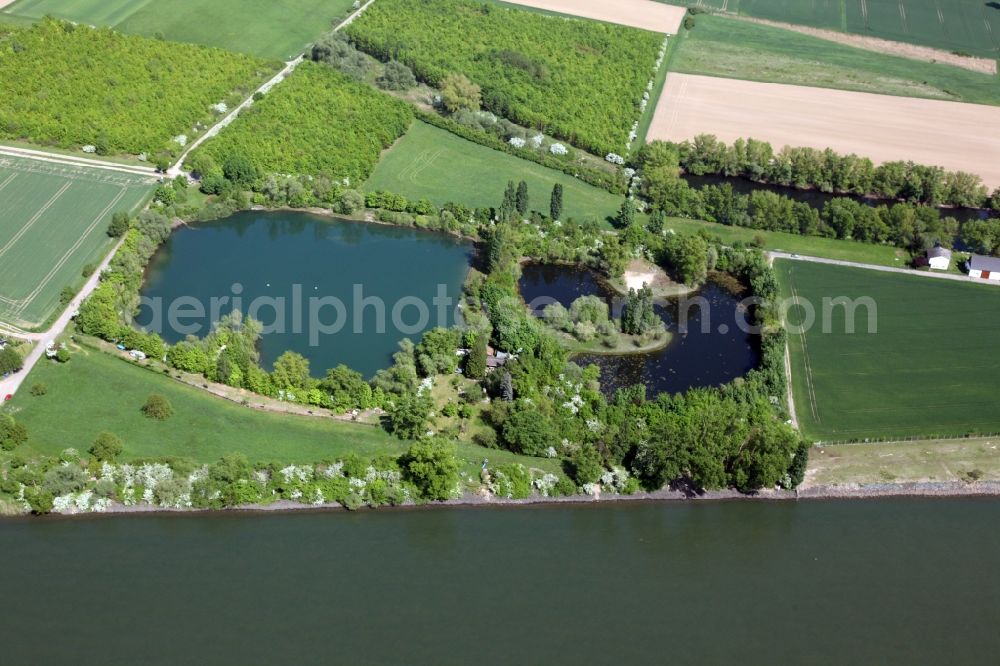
[3,394,11,402]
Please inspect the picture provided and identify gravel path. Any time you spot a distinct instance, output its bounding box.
[768,251,1000,286]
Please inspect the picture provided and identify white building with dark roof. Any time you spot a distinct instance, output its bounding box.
[926,246,952,271]
[968,254,1000,281]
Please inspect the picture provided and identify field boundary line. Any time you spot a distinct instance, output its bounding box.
[0,172,17,192]
[12,186,129,319]
[0,145,156,177]
[0,180,71,260]
[788,279,820,424]
[727,15,997,74]
[769,252,1000,287]
[783,341,800,430]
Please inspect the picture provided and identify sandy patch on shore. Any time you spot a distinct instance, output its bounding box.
[738,16,997,75]
[624,271,654,291]
[499,0,685,34]
[649,73,1000,188]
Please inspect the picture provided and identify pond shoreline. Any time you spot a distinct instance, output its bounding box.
[13,478,1000,521]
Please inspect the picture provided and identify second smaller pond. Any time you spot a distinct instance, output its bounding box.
[518,263,760,396]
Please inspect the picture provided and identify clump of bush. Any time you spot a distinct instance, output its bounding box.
[90,431,124,462]
[142,394,174,420]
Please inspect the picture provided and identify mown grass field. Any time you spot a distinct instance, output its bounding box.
[660,0,999,57]
[6,345,557,474]
[776,260,1000,441]
[664,216,908,266]
[2,0,356,59]
[366,121,626,225]
[0,155,152,329]
[805,437,1000,485]
[672,14,1000,105]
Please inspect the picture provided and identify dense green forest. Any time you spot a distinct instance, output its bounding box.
[346,0,661,155]
[0,19,277,158]
[188,62,413,184]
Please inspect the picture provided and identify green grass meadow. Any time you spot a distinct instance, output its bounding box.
[664,217,908,266]
[659,0,1000,57]
[7,346,556,474]
[3,0,357,59]
[672,14,1000,105]
[0,155,152,329]
[777,260,1000,441]
[366,121,626,225]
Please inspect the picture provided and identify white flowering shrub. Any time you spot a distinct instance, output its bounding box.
[530,134,544,148]
[606,153,625,165]
[82,145,96,153]
[173,134,188,147]
[210,102,228,114]
[533,473,558,496]
[600,466,632,494]
[508,136,526,148]
[549,143,567,155]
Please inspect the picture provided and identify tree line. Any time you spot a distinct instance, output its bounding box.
[645,136,998,209]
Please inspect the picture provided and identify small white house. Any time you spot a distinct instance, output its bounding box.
[968,254,1000,281]
[926,246,952,271]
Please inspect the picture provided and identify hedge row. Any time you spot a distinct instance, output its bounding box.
[416,110,627,195]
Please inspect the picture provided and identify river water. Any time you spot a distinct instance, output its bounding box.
[1,499,998,664]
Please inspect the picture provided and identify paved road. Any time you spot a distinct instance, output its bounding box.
[0,236,125,399]
[768,251,1000,286]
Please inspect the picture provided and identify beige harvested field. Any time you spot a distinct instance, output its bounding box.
[803,438,1000,487]
[650,73,1000,188]
[499,0,684,33]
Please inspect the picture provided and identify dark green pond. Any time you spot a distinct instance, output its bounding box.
[1,499,999,664]
[136,211,472,378]
[518,263,759,396]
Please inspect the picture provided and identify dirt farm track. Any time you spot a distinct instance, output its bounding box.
[498,0,685,33]
[650,73,1000,189]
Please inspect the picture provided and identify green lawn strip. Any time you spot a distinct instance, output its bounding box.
[657,0,998,57]
[636,27,677,147]
[3,0,357,60]
[7,344,557,474]
[664,216,907,266]
[776,259,1000,441]
[366,121,625,225]
[672,14,1000,106]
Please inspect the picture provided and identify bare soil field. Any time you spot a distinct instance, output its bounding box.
[739,16,997,75]
[650,73,1000,188]
[498,0,685,33]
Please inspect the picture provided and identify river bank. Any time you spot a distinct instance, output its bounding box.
[11,477,1000,520]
